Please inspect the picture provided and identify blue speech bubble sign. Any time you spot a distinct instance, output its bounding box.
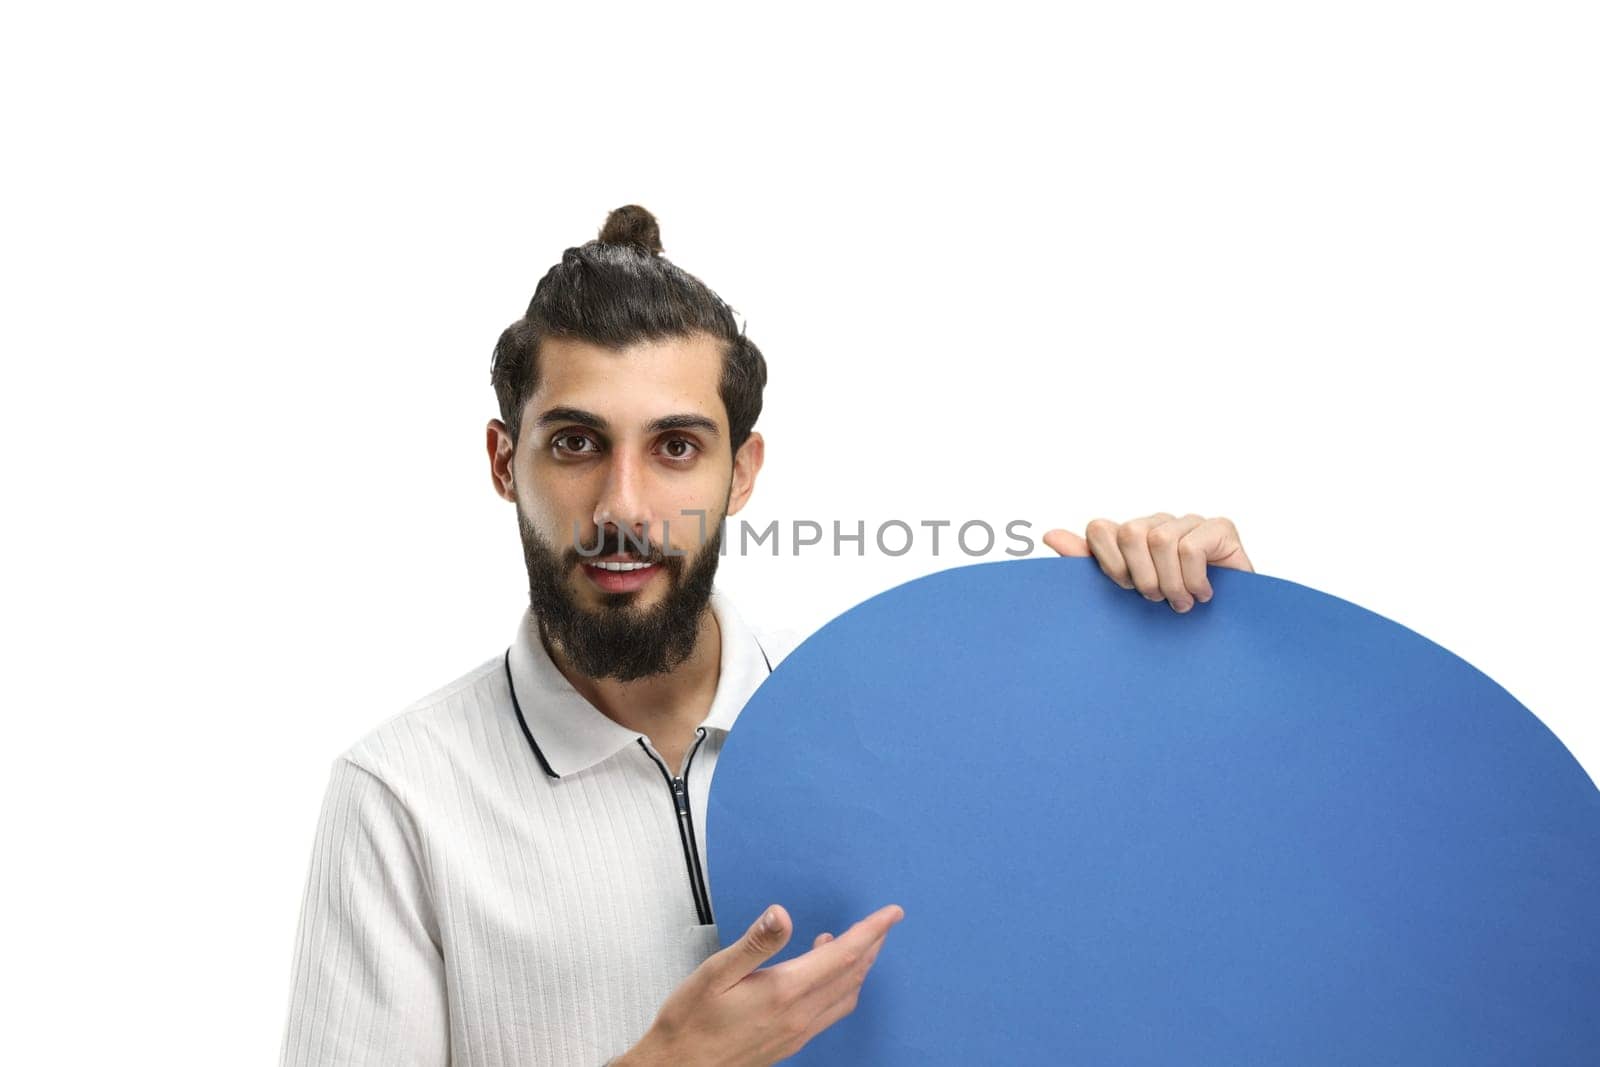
[707,557,1600,1065]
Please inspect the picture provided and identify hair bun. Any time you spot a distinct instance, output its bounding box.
[598,205,663,255]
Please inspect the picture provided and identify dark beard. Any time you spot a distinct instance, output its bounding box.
[518,509,724,682]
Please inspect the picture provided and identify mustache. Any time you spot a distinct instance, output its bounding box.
[570,528,675,564]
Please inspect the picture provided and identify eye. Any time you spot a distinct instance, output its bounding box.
[551,431,601,457]
[659,436,700,463]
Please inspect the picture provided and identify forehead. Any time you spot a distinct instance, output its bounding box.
[528,333,727,429]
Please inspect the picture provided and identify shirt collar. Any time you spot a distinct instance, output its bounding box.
[504,586,775,779]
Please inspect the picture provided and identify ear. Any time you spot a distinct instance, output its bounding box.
[726,431,765,517]
[487,419,517,502]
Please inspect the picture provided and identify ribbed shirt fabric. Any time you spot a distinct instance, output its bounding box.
[278,587,800,1066]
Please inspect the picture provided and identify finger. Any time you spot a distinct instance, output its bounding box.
[1147,514,1206,612]
[1172,516,1253,604]
[1084,519,1133,589]
[812,932,835,950]
[701,904,793,995]
[1178,524,1213,602]
[1116,513,1174,601]
[790,915,894,1026]
[1041,528,1090,557]
[775,904,903,993]
[1192,515,1253,575]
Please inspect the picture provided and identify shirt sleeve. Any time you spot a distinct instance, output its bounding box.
[279,756,450,1066]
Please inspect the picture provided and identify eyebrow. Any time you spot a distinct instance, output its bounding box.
[534,406,722,439]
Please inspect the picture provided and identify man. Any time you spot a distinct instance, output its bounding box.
[277,205,1254,1066]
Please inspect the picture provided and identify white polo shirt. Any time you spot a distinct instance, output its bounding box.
[278,587,801,1067]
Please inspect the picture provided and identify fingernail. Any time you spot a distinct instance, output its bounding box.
[1198,591,1211,603]
[760,907,777,932]
[1173,600,1192,613]
[1144,593,1161,602]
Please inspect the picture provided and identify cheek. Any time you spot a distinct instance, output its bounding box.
[659,481,727,555]
[518,477,589,549]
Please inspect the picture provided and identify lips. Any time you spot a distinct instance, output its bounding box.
[581,558,661,593]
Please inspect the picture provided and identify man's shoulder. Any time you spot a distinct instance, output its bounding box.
[337,654,507,790]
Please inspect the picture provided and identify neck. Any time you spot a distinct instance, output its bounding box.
[539,604,723,743]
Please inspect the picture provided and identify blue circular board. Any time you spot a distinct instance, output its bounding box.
[707,557,1600,1064]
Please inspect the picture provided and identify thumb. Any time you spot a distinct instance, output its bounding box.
[702,905,792,993]
[1042,527,1091,557]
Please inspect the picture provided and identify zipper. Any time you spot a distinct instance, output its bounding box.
[639,727,714,925]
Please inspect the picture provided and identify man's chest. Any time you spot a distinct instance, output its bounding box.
[409,748,728,1005]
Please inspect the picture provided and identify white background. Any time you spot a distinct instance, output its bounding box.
[3,2,1595,1061]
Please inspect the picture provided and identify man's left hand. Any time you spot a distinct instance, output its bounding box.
[1042,513,1254,614]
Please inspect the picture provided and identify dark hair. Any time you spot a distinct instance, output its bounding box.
[490,205,768,457]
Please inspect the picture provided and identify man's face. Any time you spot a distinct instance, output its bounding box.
[496,332,763,681]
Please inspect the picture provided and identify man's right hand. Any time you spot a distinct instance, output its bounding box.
[615,902,906,1067]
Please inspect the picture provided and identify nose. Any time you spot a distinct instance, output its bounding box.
[593,450,654,551]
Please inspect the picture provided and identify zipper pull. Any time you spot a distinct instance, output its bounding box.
[671,776,690,816]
